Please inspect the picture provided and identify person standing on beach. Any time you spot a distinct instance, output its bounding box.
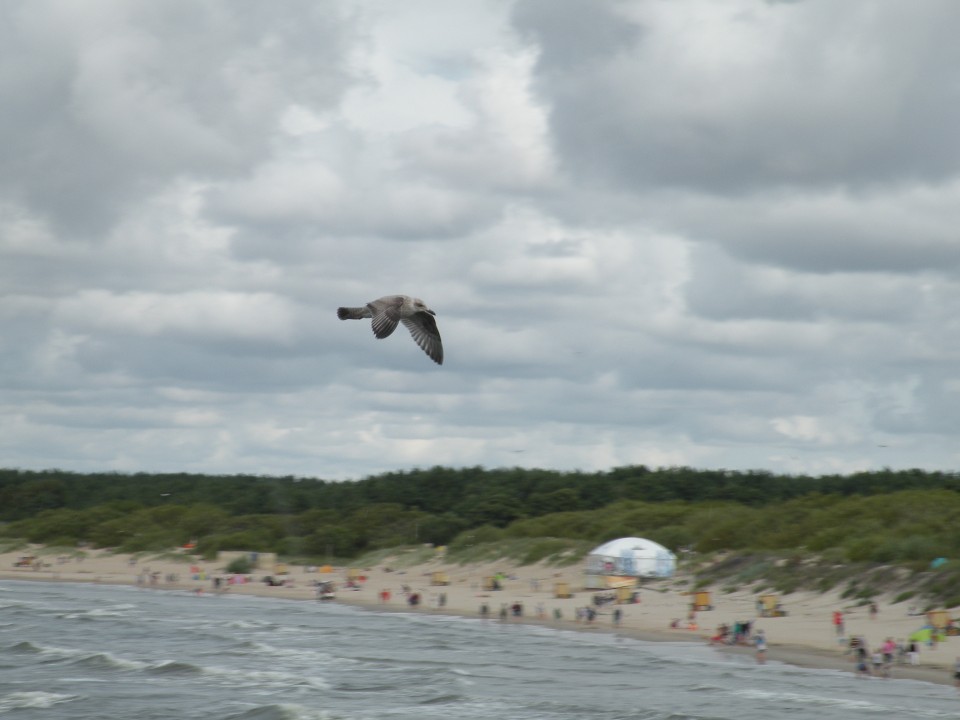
[881,637,896,667]
[907,640,920,665]
[754,629,767,664]
[871,649,887,678]
[833,610,845,638]
[854,637,871,677]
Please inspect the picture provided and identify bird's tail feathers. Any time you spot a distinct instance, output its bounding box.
[337,306,370,320]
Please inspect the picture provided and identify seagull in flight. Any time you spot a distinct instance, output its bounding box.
[337,295,443,365]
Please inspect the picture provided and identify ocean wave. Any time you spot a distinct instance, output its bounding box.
[0,691,78,713]
[686,683,725,693]
[332,681,398,693]
[418,692,466,705]
[6,640,88,661]
[223,619,280,631]
[58,604,138,621]
[234,641,345,667]
[729,687,954,716]
[222,703,334,720]
[524,700,684,720]
[198,664,331,691]
[71,652,150,672]
[7,640,45,655]
[146,660,205,677]
[7,641,180,676]
[10,639,330,693]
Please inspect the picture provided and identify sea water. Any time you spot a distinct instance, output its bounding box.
[1,580,958,719]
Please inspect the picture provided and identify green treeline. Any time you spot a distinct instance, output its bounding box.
[492,488,960,565]
[2,466,960,564]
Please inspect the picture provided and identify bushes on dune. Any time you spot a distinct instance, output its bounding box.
[2,468,960,579]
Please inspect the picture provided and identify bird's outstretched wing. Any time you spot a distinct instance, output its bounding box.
[402,313,443,365]
[368,296,403,339]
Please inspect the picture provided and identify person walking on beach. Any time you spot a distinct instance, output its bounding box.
[754,629,767,664]
[872,649,887,678]
[881,637,896,667]
[833,610,844,638]
[907,640,920,665]
[854,637,871,677]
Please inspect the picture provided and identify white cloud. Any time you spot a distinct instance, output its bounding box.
[394,47,557,191]
[54,290,297,344]
[1,0,959,480]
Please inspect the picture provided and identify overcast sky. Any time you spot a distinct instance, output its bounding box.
[3,0,959,481]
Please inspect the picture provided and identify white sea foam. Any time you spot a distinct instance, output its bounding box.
[224,619,279,631]
[199,664,331,691]
[730,688,955,716]
[0,691,78,712]
[733,688,888,710]
[9,640,87,660]
[60,603,138,620]
[75,651,151,672]
[244,641,345,667]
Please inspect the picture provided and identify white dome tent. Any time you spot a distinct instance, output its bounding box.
[584,537,676,589]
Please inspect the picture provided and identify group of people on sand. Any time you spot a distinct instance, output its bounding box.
[847,635,923,678]
[373,583,447,609]
[708,619,756,646]
[473,598,632,627]
[706,620,767,663]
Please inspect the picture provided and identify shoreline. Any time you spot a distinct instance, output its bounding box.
[319,583,957,686]
[2,547,957,688]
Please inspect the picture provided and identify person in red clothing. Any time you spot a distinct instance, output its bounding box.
[833,610,845,637]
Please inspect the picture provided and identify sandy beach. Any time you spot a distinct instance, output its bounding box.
[2,545,958,687]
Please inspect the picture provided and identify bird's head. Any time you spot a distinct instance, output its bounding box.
[413,298,435,315]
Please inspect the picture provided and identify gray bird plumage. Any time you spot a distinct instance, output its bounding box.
[337,295,443,365]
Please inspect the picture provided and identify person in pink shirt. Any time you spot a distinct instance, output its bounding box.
[880,637,897,677]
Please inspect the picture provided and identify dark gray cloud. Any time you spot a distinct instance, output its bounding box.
[0,1,357,237]
[515,0,960,193]
[512,0,641,71]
